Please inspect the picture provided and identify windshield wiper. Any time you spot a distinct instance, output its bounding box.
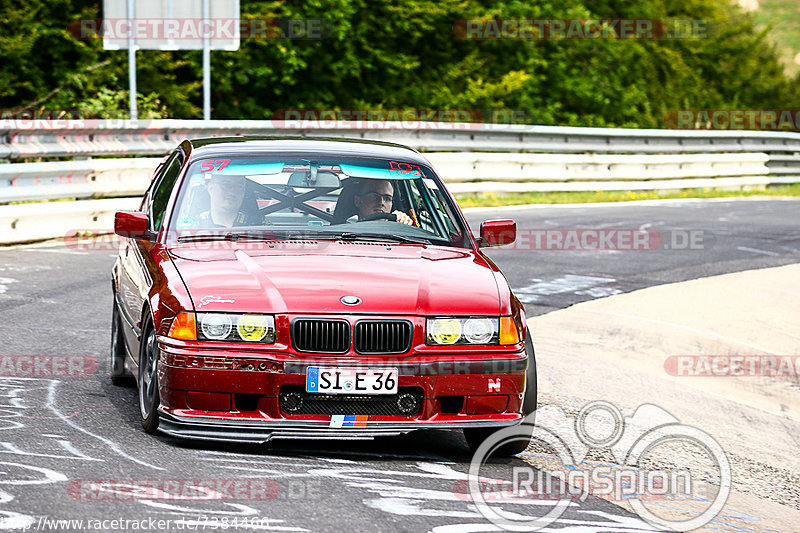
[336,232,431,245]
[177,230,431,245]
[177,230,279,243]
[177,230,345,243]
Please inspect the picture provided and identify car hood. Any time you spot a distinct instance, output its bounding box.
[168,241,501,315]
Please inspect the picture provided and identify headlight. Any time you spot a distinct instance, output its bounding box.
[428,318,462,345]
[196,313,276,343]
[426,317,501,346]
[463,318,495,344]
[236,315,269,342]
[200,314,232,340]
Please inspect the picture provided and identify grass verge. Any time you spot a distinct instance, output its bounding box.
[454,183,800,208]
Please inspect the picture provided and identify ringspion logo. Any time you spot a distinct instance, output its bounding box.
[468,401,730,531]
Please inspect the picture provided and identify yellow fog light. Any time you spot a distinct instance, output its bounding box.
[236,315,272,342]
[499,316,520,345]
[427,318,462,345]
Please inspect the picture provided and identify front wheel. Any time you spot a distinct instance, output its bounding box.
[111,302,134,386]
[138,317,160,434]
[464,328,537,456]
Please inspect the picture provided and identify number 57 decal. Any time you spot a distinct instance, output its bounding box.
[200,159,231,172]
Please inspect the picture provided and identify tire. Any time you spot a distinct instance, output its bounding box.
[464,328,537,456]
[138,316,161,434]
[111,302,134,386]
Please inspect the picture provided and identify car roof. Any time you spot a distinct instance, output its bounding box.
[182,136,431,166]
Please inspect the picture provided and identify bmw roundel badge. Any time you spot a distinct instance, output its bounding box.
[340,295,361,305]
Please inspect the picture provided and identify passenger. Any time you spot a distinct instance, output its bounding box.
[353,179,414,225]
[195,174,259,228]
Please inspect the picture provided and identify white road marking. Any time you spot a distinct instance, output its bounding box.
[0,442,102,461]
[44,380,164,471]
[516,275,621,303]
[0,265,53,273]
[0,461,68,485]
[736,246,780,256]
[0,487,35,529]
[0,278,17,295]
[22,249,87,255]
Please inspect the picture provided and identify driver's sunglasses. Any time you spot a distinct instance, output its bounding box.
[361,191,393,204]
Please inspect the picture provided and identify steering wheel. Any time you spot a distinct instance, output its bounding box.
[360,212,397,222]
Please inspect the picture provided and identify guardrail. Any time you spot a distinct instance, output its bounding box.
[0,158,159,203]
[0,120,798,244]
[2,120,800,159]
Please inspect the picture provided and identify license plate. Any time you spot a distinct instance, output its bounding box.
[306,367,398,395]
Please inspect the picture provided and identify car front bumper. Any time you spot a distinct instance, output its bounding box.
[155,338,531,443]
[158,411,523,443]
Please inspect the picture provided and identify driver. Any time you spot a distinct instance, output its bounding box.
[353,179,414,225]
[195,174,260,228]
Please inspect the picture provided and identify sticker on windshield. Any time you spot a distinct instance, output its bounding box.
[389,161,423,176]
[200,159,231,172]
[423,178,439,190]
[340,164,414,180]
[176,217,194,228]
[199,160,285,176]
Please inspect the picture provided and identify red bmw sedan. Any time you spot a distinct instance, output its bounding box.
[111,137,536,454]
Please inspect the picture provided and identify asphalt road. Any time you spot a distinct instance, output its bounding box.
[470,198,800,316]
[0,198,797,532]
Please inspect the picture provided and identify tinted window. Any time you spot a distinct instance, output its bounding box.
[150,153,184,230]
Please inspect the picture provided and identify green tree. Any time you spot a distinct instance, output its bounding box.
[0,0,796,127]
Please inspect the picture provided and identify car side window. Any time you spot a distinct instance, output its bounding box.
[150,152,184,230]
[405,178,460,239]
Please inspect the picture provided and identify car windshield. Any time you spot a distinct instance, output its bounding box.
[167,155,470,247]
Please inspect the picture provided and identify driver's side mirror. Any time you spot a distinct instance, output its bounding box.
[115,211,149,239]
[479,219,516,247]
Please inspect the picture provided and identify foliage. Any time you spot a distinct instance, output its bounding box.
[0,0,796,127]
